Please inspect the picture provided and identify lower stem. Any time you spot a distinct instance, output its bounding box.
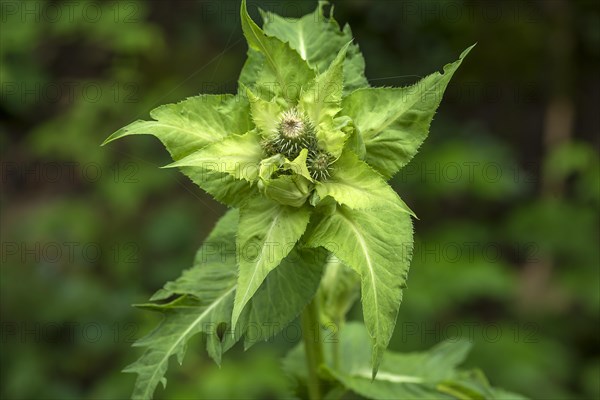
[301,298,324,400]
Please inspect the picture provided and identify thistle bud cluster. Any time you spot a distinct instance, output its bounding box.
[262,108,334,181]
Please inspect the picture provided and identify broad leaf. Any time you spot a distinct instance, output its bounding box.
[238,47,264,91]
[124,211,239,400]
[342,45,475,179]
[261,1,369,94]
[102,94,255,206]
[327,325,474,399]
[232,197,312,329]
[165,131,263,182]
[128,210,325,400]
[316,151,416,217]
[326,325,524,400]
[240,0,315,103]
[238,246,327,349]
[306,203,413,375]
[103,94,250,159]
[284,323,526,399]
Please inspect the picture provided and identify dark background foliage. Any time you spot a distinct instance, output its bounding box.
[1,0,598,399]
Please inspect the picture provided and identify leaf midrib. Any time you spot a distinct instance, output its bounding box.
[142,286,235,398]
[354,369,424,383]
[150,122,222,141]
[297,21,307,60]
[235,207,285,317]
[338,208,380,334]
[173,136,260,167]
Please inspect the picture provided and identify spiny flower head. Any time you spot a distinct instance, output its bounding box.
[265,108,316,160]
[278,108,306,139]
[308,150,334,181]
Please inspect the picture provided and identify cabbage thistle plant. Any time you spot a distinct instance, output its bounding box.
[103,1,522,399]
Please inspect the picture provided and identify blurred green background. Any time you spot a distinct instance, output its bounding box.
[1,0,598,399]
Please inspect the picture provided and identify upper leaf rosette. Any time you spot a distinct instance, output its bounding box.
[103,1,473,397]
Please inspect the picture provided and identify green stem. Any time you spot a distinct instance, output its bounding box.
[301,298,324,400]
[332,317,340,371]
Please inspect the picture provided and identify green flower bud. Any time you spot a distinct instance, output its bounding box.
[264,108,316,159]
[308,150,334,181]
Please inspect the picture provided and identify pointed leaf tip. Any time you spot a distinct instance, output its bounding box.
[460,43,477,59]
[342,44,473,180]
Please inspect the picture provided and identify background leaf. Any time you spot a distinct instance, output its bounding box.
[284,323,527,400]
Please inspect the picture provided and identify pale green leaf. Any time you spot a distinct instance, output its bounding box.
[325,325,514,400]
[164,131,263,182]
[342,45,475,179]
[240,0,315,103]
[128,210,325,400]
[341,24,370,94]
[316,124,346,165]
[102,94,255,207]
[283,148,313,182]
[316,151,416,217]
[306,204,413,375]
[327,324,488,399]
[232,197,312,329]
[261,1,369,94]
[238,246,328,349]
[238,47,264,91]
[260,150,314,207]
[124,211,239,400]
[345,124,366,160]
[103,94,250,160]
